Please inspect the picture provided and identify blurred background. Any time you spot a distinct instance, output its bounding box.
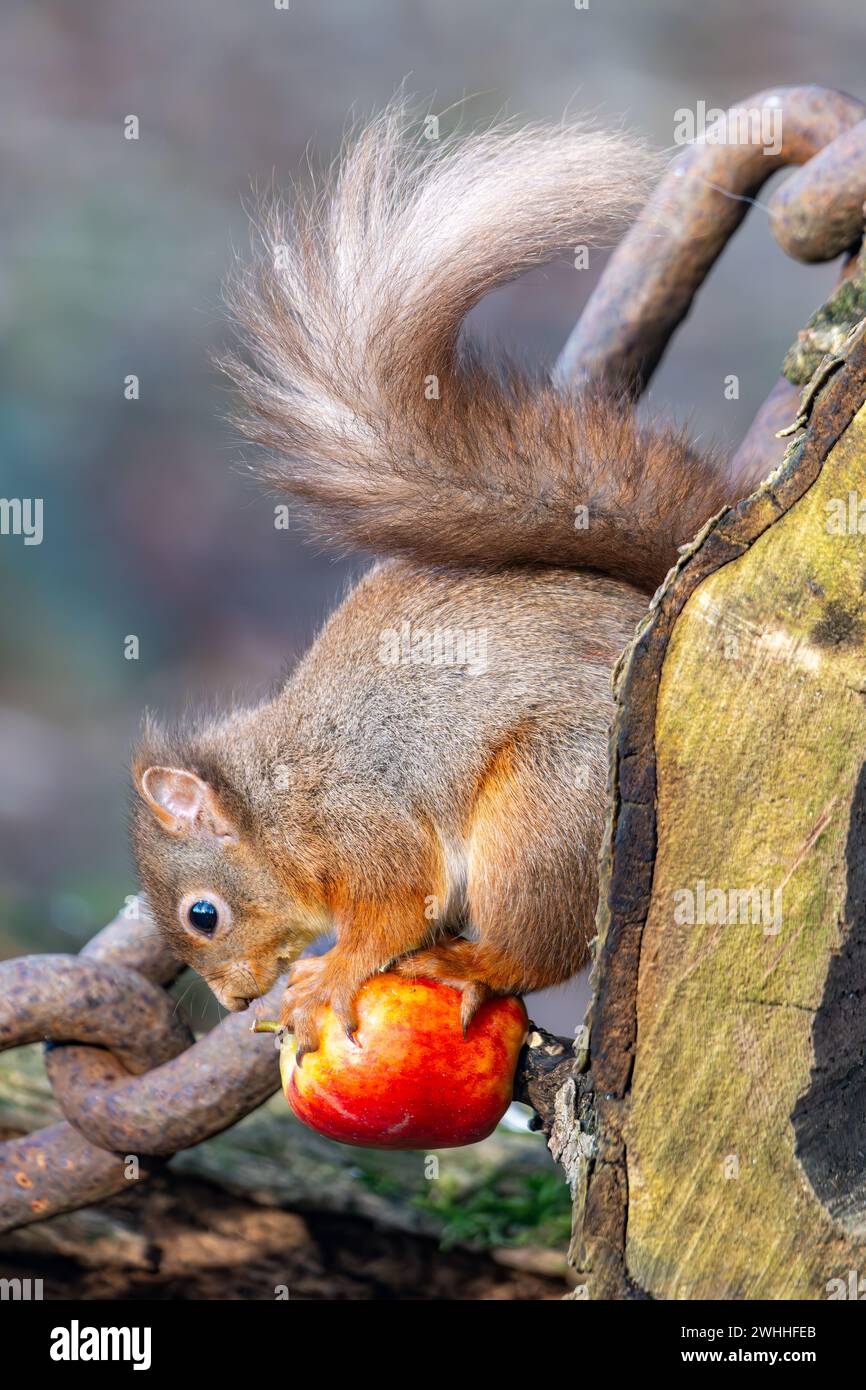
[1,0,864,1033]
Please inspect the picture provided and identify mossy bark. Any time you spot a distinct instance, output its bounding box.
[578,306,866,1299]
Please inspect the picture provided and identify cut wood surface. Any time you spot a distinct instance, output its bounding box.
[580,311,866,1299]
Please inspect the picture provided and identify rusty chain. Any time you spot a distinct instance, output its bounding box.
[0,911,284,1229]
[555,84,866,484]
[555,85,866,393]
[2,84,866,1235]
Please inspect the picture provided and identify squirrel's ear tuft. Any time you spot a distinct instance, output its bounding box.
[137,765,239,844]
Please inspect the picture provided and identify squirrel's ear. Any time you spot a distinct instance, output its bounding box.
[137,766,239,843]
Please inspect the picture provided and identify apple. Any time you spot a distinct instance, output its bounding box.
[262,973,528,1149]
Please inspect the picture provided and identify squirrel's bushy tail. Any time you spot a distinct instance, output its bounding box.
[223,102,731,591]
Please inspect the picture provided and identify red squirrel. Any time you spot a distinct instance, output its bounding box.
[131,103,748,1057]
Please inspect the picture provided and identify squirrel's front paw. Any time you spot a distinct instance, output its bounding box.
[279,955,360,1062]
[281,999,323,1062]
[279,957,327,1060]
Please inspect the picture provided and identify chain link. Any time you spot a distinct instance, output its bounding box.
[555,84,866,395]
[0,910,282,1230]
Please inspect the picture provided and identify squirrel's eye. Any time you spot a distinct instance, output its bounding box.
[187,899,219,936]
[179,890,232,940]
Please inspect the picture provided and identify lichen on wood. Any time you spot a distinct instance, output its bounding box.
[784,246,866,385]
[577,309,866,1299]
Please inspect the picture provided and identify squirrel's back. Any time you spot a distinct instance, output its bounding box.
[223,102,736,593]
[283,558,646,799]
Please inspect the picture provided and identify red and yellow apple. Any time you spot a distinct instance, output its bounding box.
[262,973,527,1149]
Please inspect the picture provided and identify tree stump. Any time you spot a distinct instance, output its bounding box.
[578,310,866,1299]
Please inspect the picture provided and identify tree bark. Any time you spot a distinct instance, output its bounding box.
[575,287,866,1298]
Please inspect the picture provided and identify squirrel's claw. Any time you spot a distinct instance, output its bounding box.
[285,1008,322,1065]
[460,980,491,1037]
[279,981,325,1063]
[335,996,360,1047]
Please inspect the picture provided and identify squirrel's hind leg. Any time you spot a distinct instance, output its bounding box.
[395,939,493,1033]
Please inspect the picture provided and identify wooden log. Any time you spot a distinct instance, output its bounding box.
[578,289,866,1298]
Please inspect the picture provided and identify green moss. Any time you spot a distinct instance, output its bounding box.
[414,1168,571,1251]
[784,249,866,385]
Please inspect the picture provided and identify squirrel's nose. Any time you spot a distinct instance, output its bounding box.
[212,984,253,1011]
[227,994,252,1011]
